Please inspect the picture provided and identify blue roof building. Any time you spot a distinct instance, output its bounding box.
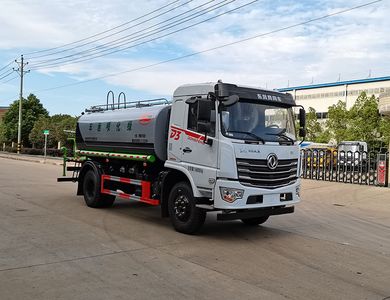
[276,76,390,119]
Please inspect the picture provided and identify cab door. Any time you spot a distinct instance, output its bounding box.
[180,99,218,189]
[167,99,186,162]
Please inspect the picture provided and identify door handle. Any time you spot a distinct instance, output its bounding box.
[183,147,192,153]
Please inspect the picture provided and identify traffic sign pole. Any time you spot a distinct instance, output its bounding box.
[44,134,47,162]
[43,130,49,162]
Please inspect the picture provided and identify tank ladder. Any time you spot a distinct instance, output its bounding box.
[85,91,170,113]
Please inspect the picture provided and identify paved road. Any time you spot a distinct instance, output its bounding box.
[0,158,389,300]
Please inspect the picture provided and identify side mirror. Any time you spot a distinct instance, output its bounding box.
[299,128,306,138]
[185,96,199,104]
[299,108,306,128]
[198,100,212,122]
[198,122,213,146]
[223,94,239,106]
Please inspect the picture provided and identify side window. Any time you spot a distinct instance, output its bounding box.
[187,100,215,137]
[188,102,198,132]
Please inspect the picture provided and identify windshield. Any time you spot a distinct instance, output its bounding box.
[220,100,296,143]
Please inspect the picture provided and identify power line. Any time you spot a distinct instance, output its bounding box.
[0,75,18,84]
[32,0,383,93]
[0,61,14,72]
[29,0,237,69]
[30,0,247,70]
[23,0,183,57]
[28,0,216,65]
[0,68,14,77]
[0,70,14,81]
[26,0,194,60]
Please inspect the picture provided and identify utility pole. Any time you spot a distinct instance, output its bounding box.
[13,55,29,154]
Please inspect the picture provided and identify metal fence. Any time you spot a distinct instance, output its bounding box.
[300,149,389,187]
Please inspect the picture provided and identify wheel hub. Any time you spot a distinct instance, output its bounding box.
[174,195,190,221]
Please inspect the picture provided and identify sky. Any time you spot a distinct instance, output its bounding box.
[0,0,389,116]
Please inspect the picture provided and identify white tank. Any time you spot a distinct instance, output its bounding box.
[76,104,171,161]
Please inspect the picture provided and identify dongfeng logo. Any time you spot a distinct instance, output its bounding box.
[267,153,278,170]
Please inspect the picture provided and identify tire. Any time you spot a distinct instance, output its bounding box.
[168,182,206,234]
[83,169,115,208]
[241,216,269,226]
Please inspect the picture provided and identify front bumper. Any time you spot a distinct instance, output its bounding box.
[214,178,300,210]
[217,206,294,221]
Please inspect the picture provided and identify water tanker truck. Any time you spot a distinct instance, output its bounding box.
[59,81,306,234]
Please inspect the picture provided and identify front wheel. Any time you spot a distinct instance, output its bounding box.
[168,182,206,234]
[241,216,269,226]
[83,169,115,208]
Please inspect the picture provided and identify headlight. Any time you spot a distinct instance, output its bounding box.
[219,187,244,203]
[296,185,301,197]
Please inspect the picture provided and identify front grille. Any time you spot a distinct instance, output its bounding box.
[237,158,298,189]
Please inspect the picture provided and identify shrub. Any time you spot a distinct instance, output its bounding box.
[21,148,44,155]
[3,146,17,153]
[1,147,62,157]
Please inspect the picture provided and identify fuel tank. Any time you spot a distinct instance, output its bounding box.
[76,104,171,161]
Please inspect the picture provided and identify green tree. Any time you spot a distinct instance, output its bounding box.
[306,107,329,142]
[316,128,331,143]
[326,101,350,143]
[50,114,77,146]
[29,116,52,148]
[379,117,390,146]
[0,122,6,144]
[348,92,380,144]
[2,94,48,146]
[29,114,77,148]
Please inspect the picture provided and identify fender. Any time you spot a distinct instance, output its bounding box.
[77,160,103,195]
[164,160,203,198]
[159,168,209,218]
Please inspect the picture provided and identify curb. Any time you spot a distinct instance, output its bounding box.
[0,153,63,166]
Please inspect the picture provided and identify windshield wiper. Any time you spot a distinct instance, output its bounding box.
[266,129,295,144]
[226,131,265,143]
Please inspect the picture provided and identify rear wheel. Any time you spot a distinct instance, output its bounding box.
[241,216,269,226]
[83,169,115,208]
[168,182,206,234]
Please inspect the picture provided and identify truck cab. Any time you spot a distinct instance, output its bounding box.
[165,82,305,228]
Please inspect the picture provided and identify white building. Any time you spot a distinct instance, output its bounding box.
[277,76,390,120]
